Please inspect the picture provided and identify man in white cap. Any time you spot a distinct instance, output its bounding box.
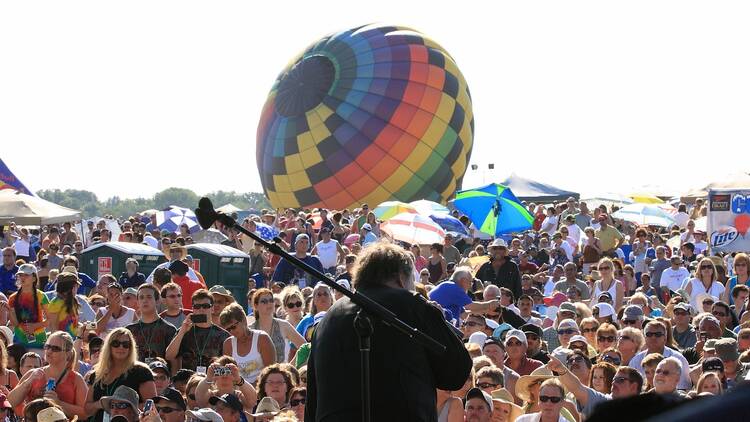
[504,329,543,376]
[476,239,522,299]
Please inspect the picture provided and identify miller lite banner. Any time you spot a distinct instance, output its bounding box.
[708,189,750,253]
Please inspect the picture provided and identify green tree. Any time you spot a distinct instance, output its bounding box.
[152,188,200,210]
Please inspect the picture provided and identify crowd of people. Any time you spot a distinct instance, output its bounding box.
[0,195,746,421]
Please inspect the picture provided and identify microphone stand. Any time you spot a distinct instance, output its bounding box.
[195,198,446,422]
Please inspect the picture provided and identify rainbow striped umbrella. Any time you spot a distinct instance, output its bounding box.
[380,212,446,245]
[454,183,533,236]
[373,201,418,221]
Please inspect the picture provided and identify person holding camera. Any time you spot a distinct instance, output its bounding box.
[126,285,176,362]
[165,290,230,373]
[193,356,257,411]
[219,303,275,385]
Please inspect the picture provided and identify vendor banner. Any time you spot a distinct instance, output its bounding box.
[708,189,750,253]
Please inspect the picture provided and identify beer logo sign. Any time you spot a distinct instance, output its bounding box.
[711,226,739,248]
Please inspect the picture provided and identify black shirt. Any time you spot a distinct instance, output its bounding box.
[118,272,146,289]
[88,364,154,422]
[476,258,522,299]
[126,317,177,361]
[177,325,231,370]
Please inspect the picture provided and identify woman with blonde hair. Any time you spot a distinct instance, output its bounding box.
[616,327,645,366]
[595,323,618,355]
[516,367,578,421]
[724,252,750,304]
[251,288,306,363]
[579,317,600,348]
[9,331,86,418]
[83,328,156,421]
[695,371,723,395]
[685,258,726,309]
[295,283,334,341]
[591,258,624,310]
[280,286,305,328]
[516,377,576,422]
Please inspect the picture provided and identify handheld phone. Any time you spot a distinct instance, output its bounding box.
[46,379,56,392]
[190,314,208,324]
[144,399,154,413]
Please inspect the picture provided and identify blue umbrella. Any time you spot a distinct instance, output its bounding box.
[453,183,533,236]
[156,208,200,233]
[429,213,469,237]
[256,223,280,241]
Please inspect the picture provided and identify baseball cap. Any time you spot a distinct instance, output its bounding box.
[17,264,37,275]
[704,339,718,352]
[521,323,542,338]
[149,361,171,377]
[559,302,578,316]
[209,393,243,413]
[505,329,527,346]
[569,334,588,346]
[702,357,725,373]
[674,302,692,313]
[593,302,616,319]
[715,338,740,362]
[623,305,644,320]
[153,387,186,410]
[336,279,351,291]
[295,233,310,244]
[557,319,579,331]
[361,223,372,231]
[123,287,138,297]
[464,387,494,413]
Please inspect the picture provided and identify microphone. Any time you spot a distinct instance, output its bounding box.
[195,197,219,229]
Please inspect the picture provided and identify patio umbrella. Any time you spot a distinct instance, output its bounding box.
[453,184,533,236]
[629,193,664,204]
[409,199,450,215]
[156,208,200,233]
[429,213,469,237]
[579,193,634,208]
[0,190,81,225]
[372,201,418,221]
[611,203,676,227]
[380,212,446,245]
[255,223,280,241]
[191,228,229,244]
[344,233,360,247]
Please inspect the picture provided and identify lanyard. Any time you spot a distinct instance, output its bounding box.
[192,325,213,366]
[139,320,157,356]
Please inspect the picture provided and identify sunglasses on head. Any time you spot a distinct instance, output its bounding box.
[192,303,212,309]
[539,395,562,403]
[111,339,132,349]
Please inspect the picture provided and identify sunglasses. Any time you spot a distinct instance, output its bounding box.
[700,265,713,270]
[582,328,598,333]
[157,407,180,414]
[539,395,562,403]
[192,303,212,309]
[567,356,585,365]
[111,340,132,349]
[645,332,664,338]
[286,301,303,309]
[290,398,306,406]
[110,402,132,410]
[618,335,632,342]
[558,329,578,335]
[91,301,106,307]
[673,310,689,316]
[477,382,499,389]
[225,322,240,332]
[712,311,727,318]
[602,355,621,365]
[598,336,615,343]
[43,344,64,353]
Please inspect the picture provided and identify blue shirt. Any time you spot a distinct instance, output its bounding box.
[428,281,472,323]
[271,254,324,287]
[0,265,18,295]
[77,272,96,296]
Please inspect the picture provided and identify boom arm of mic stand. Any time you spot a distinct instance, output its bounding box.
[216,213,446,354]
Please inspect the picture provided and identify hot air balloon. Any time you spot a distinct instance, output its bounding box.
[256,24,474,210]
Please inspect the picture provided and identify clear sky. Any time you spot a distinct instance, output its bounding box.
[1,1,748,201]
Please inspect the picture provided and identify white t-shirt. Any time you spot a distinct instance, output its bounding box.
[541,216,559,236]
[673,212,691,229]
[694,241,708,256]
[686,278,725,309]
[13,238,30,257]
[543,278,557,296]
[565,223,582,245]
[314,239,339,269]
[556,241,574,262]
[661,267,690,292]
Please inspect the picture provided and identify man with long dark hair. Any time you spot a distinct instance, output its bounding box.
[305,241,472,421]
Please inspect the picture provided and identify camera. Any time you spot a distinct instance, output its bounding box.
[213,366,231,376]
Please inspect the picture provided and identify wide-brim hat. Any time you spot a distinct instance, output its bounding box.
[515,366,559,403]
[208,285,235,300]
[490,388,524,422]
[250,396,281,417]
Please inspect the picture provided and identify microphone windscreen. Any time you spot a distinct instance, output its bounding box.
[195,197,217,229]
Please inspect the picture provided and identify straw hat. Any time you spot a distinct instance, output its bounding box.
[515,366,557,403]
[491,388,523,421]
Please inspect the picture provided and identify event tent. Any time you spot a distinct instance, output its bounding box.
[499,173,579,203]
[682,173,750,199]
[0,190,81,225]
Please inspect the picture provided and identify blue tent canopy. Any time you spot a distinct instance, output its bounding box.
[499,173,579,203]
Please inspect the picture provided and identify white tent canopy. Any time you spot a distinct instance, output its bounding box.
[0,190,81,225]
[216,204,243,214]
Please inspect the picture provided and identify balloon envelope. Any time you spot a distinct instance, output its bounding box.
[257,24,474,210]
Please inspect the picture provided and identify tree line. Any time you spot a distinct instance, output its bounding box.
[37,188,272,219]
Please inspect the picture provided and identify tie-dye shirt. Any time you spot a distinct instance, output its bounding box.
[47,298,78,339]
[8,289,49,348]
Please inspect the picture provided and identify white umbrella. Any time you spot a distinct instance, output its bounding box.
[380,212,446,245]
[612,203,676,227]
[0,190,81,225]
[408,199,450,215]
[216,204,243,214]
[191,228,229,244]
[579,193,634,209]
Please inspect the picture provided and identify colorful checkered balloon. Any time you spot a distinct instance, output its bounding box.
[257,24,474,210]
